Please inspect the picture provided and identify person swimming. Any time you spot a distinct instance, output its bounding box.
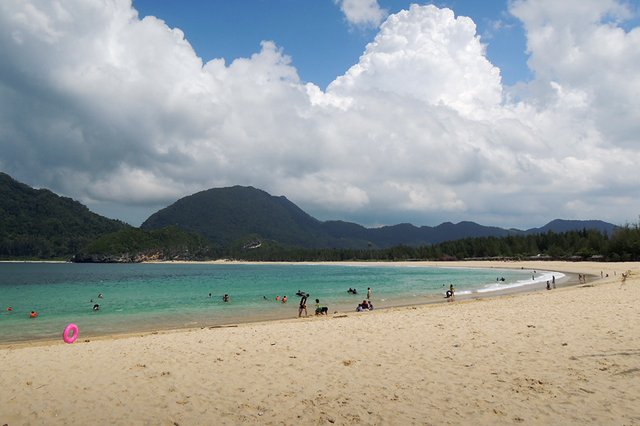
[222,294,230,302]
[93,304,100,311]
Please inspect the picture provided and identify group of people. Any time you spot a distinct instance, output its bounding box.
[6,308,40,318]
[546,275,557,290]
[356,299,373,312]
[90,293,103,311]
[353,287,373,312]
[297,293,329,317]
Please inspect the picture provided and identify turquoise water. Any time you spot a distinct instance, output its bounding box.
[0,262,553,343]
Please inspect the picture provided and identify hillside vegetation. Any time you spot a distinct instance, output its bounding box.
[0,172,127,259]
[73,226,216,262]
[2,173,633,262]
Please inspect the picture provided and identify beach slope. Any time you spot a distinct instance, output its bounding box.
[1,261,639,425]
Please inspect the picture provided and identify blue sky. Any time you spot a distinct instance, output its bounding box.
[133,0,531,88]
[1,0,639,229]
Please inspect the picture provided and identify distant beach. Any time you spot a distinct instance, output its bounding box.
[1,260,639,425]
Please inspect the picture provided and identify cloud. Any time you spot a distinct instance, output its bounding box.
[335,0,387,28]
[0,0,639,229]
[510,0,640,148]
[328,5,503,118]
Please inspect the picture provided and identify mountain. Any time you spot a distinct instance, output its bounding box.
[0,173,620,260]
[141,186,357,248]
[0,172,128,258]
[525,219,616,236]
[141,185,618,249]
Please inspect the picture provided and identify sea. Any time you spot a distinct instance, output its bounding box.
[0,262,563,343]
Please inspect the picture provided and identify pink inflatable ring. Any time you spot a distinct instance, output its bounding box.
[63,323,79,344]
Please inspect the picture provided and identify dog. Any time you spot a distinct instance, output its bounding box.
[316,306,329,315]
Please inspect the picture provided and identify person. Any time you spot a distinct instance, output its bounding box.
[361,300,369,310]
[29,311,38,318]
[276,295,281,301]
[546,280,551,290]
[282,295,287,303]
[315,299,328,315]
[98,293,104,299]
[298,294,308,317]
[6,306,12,311]
[93,304,100,311]
[208,293,212,298]
[222,294,229,302]
[445,284,455,301]
[367,287,372,300]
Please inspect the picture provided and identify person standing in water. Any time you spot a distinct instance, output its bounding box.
[446,284,455,301]
[367,287,372,300]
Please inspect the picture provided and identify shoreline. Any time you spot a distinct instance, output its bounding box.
[0,260,597,348]
[1,260,638,424]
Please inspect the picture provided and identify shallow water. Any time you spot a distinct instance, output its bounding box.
[0,262,559,343]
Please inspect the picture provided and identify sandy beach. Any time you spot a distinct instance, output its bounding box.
[1,260,639,425]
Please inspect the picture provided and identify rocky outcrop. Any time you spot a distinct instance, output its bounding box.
[72,251,200,263]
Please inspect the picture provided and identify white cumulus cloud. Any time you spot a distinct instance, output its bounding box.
[0,0,638,229]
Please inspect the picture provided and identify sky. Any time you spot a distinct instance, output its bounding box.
[0,0,639,230]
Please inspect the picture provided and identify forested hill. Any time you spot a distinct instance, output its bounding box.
[0,172,128,258]
[141,185,617,249]
[0,172,620,260]
[141,186,365,248]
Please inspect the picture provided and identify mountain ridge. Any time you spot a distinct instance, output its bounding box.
[141,185,618,249]
[0,173,619,257]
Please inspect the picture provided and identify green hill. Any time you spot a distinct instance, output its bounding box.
[0,172,128,259]
[141,185,618,250]
[140,186,366,248]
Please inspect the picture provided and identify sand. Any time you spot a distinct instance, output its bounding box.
[1,261,639,425]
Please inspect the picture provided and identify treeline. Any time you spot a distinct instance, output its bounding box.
[224,224,640,262]
[0,173,127,259]
[73,226,217,262]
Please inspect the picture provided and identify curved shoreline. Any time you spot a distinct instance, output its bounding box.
[0,260,605,348]
[2,260,639,425]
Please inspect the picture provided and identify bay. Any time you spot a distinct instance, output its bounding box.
[0,262,556,343]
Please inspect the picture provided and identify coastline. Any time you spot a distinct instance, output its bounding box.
[2,261,639,424]
[2,260,579,347]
